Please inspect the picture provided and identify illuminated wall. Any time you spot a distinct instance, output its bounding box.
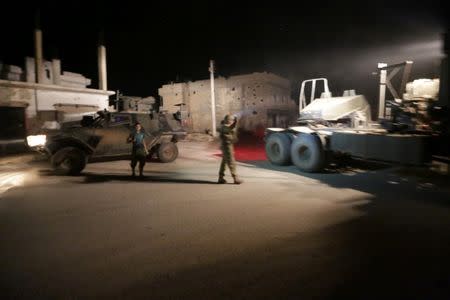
[159,72,297,133]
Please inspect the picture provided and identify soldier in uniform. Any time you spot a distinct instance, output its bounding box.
[218,114,242,184]
[127,122,148,177]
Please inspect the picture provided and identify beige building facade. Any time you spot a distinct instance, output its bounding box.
[0,58,114,138]
[158,72,297,134]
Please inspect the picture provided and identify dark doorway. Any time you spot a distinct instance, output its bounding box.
[0,107,26,139]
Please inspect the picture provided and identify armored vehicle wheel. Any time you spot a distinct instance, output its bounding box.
[265,133,291,165]
[290,134,325,172]
[51,147,87,175]
[158,142,178,163]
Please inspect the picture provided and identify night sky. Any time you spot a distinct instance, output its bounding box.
[0,0,447,107]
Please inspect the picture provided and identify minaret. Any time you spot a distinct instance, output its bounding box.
[34,11,44,84]
[98,30,108,91]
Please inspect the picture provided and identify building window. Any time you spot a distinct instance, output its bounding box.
[45,68,51,79]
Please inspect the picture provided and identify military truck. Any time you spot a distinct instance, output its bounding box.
[265,61,448,172]
[27,110,186,175]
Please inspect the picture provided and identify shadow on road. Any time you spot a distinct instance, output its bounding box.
[243,158,450,208]
[81,172,216,185]
[243,157,391,174]
[37,169,216,185]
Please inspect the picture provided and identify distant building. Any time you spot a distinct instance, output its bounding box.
[158,72,297,134]
[0,57,114,139]
[118,95,156,113]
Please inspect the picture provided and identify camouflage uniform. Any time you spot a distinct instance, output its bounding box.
[218,115,242,184]
[128,130,147,177]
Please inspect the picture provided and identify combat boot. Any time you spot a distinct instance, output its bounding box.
[131,168,136,177]
[218,177,227,184]
[232,176,242,184]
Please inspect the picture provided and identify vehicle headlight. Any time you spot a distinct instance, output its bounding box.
[26,135,47,147]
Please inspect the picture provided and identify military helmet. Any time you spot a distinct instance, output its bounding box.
[224,114,234,124]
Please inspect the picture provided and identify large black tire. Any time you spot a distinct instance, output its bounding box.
[157,142,178,163]
[265,133,292,165]
[51,147,87,175]
[290,134,325,172]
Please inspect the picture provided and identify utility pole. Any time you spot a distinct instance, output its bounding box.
[378,63,387,119]
[209,59,217,137]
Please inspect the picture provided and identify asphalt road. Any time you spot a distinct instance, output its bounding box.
[1,141,449,299]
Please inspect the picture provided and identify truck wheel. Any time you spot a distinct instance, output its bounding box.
[290,134,325,172]
[51,147,87,175]
[158,142,178,163]
[265,133,291,165]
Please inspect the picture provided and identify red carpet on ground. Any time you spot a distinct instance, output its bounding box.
[214,133,267,161]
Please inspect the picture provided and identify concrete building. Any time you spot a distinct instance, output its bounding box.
[0,58,114,138]
[0,25,113,147]
[118,95,156,113]
[158,72,297,134]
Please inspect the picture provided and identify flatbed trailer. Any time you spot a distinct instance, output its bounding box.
[265,125,434,172]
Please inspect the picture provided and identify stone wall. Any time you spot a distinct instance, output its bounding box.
[119,96,156,113]
[159,72,297,133]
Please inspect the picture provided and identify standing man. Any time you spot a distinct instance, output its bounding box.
[218,114,242,184]
[127,122,148,177]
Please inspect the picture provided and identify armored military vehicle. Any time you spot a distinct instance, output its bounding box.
[27,110,186,175]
